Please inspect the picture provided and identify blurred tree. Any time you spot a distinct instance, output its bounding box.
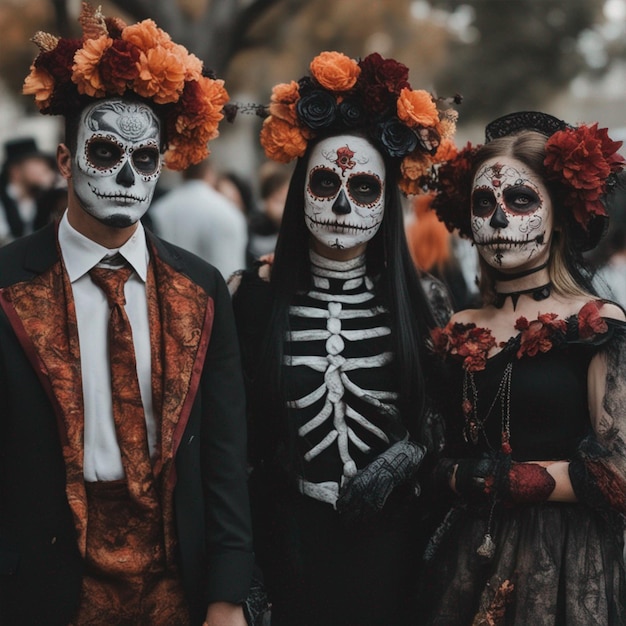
[0,0,617,126]
[430,0,605,120]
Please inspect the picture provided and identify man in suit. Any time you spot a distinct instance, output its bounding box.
[0,5,253,625]
[0,137,58,244]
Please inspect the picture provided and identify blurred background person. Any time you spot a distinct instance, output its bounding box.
[216,170,256,220]
[406,192,478,311]
[150,158,248,280]
[246,160,292,266]
[0,137,58,245]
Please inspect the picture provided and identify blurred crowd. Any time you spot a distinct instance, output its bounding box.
[2,134,625,313]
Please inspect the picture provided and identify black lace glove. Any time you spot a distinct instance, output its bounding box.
[242,569,271,626]
[435,453,556,505]
[336,440,426,523]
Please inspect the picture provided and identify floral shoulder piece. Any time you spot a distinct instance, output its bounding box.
[576,300,610,340]
[430,322,496,372]
[513,312,567,358]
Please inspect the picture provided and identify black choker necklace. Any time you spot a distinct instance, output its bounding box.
[494,282,552,310]
[491,261,549,282]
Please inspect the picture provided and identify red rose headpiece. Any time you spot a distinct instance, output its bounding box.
[431,110,625,250]
[242,51,460,195]
[22,2,228,170]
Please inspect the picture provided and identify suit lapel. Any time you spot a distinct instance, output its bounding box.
[0,228,89,553]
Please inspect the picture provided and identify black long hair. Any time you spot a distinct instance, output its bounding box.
[251,134,437,473]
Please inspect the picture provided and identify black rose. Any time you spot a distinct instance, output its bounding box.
[338,98,366,128]
[296,90,337,131]
[377,117,418,157]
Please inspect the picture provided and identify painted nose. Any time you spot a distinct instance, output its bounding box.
[332,190,351,215]
[489,203,509,229]
[116,161,135,188]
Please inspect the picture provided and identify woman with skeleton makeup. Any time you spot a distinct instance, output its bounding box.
[419,111,626,624]
[229,52,458,625]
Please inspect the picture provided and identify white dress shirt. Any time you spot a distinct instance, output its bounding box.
[58,212,156,481]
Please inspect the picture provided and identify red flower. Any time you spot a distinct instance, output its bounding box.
[431,321,496,372]
[100,39,140,95]
[35,39,82,83]
[357,52,410,115]
[515,312,566,358]
[431,143,478,238]
[578,301,609,339]
[544,124,625,230]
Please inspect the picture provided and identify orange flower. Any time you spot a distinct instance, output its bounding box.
[401,151,431,182]
[310,51,360,92]
[397,88,438,128]
[72,35,112,97]
[260,116,309,163]
[165,142,209,171]
[175,77,228,138]
[269,81,300,124]
[182,49,203,82]
[432,138,458,164]
[122,19,172,52]
[134,46,186,103]
[23,64,55,109]
[437,110,458,140]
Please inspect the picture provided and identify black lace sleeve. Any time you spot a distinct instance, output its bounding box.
[569,320,626,521]
[419,272,454,328]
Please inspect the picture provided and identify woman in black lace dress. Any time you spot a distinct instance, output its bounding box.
[419,111,626,625]
[229,52,458,626]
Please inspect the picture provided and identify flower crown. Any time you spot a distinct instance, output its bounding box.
[432,111,625,249]
[22,2,228,171]
[256,51,460,195]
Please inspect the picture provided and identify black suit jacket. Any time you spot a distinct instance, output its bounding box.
[0,223,254,625]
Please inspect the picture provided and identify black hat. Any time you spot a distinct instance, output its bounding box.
[3,137,52,167]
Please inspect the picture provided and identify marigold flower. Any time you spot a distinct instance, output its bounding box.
[269,81,300,124]
[23,64,55,110]
[260,116,309,163]
[397,89,439,128]
[401,152,430,182]
[432,138,458,164]
[99,39,140,95]
[134,46,186,103]
[122,19,172,52]
[72,35,112,97]
[310,51,360,92]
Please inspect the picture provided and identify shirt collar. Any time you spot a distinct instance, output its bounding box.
[58,211,149,283]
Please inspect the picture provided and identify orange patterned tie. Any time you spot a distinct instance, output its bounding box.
[89,265,155,505]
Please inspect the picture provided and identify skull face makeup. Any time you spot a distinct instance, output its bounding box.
[471,156,554,271]
[304,135,385,254]
[72,98,162,228]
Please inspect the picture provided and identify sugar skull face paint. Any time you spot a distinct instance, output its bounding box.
[73,98,162,228]
[304,135,385,253]
[471,156,553,271]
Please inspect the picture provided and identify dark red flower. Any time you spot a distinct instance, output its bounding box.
[545,124,625,230]
[431,321,496,371]
[35,39,82,83]
[357,52,410,115]
[515,312,566,358]
[100,39,140,94]
[578,301,609,339]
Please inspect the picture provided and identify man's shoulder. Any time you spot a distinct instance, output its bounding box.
[0,225,58,288]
